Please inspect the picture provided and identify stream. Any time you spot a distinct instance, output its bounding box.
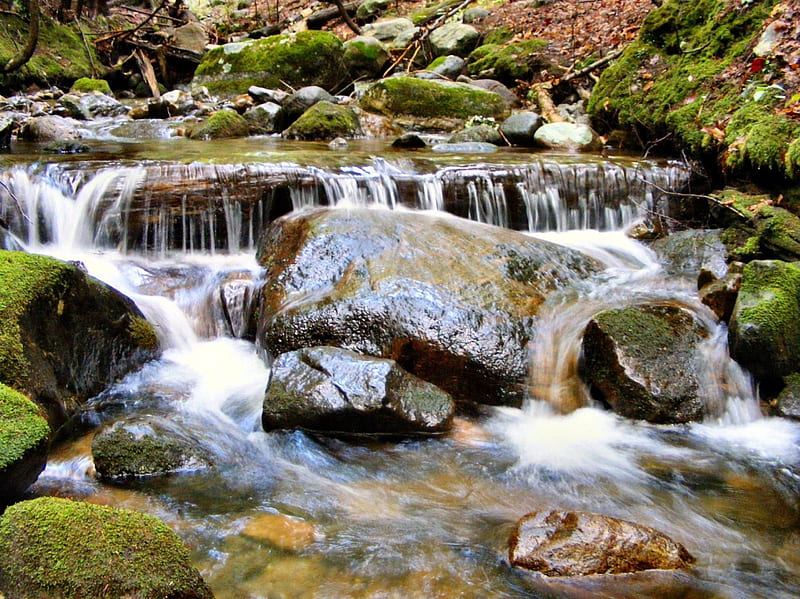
[2,136,800,598]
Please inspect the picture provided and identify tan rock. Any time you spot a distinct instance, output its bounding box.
[242,513,318,551]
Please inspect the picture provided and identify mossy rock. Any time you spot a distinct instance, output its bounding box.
[0,497,213,599]
[0,383,49,504]
[360,76,510,130]
[342,35,389,78]
[282,101,362,141]
[0,251,159,429]
[729,260,800,382]
[192,31,345,95]
[467,39,549,85]
[0,14,102,93]
[189,109,250,140]
[70,77,112,95]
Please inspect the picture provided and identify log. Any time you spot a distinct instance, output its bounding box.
[306,1,361,30]
[531,82,566,123]
[135,49,160,98]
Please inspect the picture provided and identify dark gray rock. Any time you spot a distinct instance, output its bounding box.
[244,102,281,135]
[448,124,504,145]
[500,111,542,146]
[264,346,454,434]
[0,114,13,150]
[59,92,128,120]
[391,132,427,148]
[776,373,800,419]
[650,229,728,278]
[247,86,289,104]
[277,86,336,129]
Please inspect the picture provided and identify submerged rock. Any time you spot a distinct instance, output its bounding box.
[282,101,361,141]
[0,497,213,599]
[650,229,728,278]
[509,510,694,576]
[448,124,504,145]
[256,208,598,406]
[264,346,454,434]
[581,304,708,423]
[0,383,49,504]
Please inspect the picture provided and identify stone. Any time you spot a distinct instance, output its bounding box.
[242,513,318,551]
[277,86,336,129]
[70,77,112,95]
[18,115,84,141]
[42,140,90,154]
[448,124,504,145]
[264,346,455,434]
[244,101,281,135]
[432,141,498,153]
[754,20,784,57]
[343,36,389,78]
[509,510,694,576]
[534,122,602,151]
[0,114,13,149]
[467,39,549,85]
[256,208,598,406]
[429,23,480,58]
[391,132,427,148]
[248,86,289,105]
[776,373,800,419]
[0,497,213,599]
[0,383,49,505]
[173,22,207,54]
[362,18,416,45]
[356,0,392,20]
[424,55,466,80]
[463,78,517,107]
[500,111,542,146]
[189,109,250,140]
[581,304,708,423]
[650,229,728,278]
[698,266,742,323]
[282,101,362,141]
[58,92,128,120]
[462,7,489,23]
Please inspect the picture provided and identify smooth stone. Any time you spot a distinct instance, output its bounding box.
[534,122,601,151]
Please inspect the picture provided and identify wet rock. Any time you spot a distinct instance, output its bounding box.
[698,265,742,323]
[189,109,250,140]
[729,260,800,382]
[392,132,427,148]
[248,85,289,105]
[192,31,345,95]
[343,36,389,79]
[92,420,211,479]
[264,346,454,434]
[256,208,598,406]
[0,114,13,149]
[0,252,159,429]
[776,373,800,419]
[282,101,361,141]
[581,304,708,423]
[43,140,90,154]
[218,271,256,339]
[172,22,207,54]
[534,122,602,151]
[448,124,504,145]
[509,510,694,576]
[650,229,728,278]
[423,55,466,80]
[329,137,349,150]
[58,92,128,120]
[361,18,416,47]
[429,22,480,58]
[432,141,498,153]
[242,513,319,551]
[0,383,49,504]
[18,115,84,141]
[244,101,281,135]
[277,86,336,129]
[500,111,542,146]
[0,497,213,599]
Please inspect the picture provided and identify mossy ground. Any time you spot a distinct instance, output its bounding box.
[0,497,212,599]
[0,383,49,472]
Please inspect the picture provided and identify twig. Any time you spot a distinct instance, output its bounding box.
[74,17,97,77]
[561,47,623,83]
[0,180,32,224]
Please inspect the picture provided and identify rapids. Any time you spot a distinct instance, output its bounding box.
[2,143,799,598]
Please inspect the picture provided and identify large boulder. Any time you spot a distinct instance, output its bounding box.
[343,36,389,79]
[256,208,598,406]
[728,260,800,382]
[282,101,362,141]
[428,23,480,58]
[18,115,84,141]
[0,497,213,599]
[360,76,510,130]
[0,383,49,504]
[192,31,345,95]
[0,251,159,429]
[263,346,454,434]
[581,304,708,423]
[509,510,694,576]
[172,22,208,54]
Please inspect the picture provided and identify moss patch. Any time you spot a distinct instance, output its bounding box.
[0,383,48,472]
[70,77,112,95]
[128,316,159,352]
[282,101,362,141]
[189,109,250,140]
[467,38,549,85]
[0,497,212,599]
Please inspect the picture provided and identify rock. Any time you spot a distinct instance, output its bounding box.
[360,76,511,130]
[189,109,250,140]
[463,78,518,108]
[448,124,504,145]
[698,267,742,323]
[534,122,602,151]
[282,101,362,141]
[277,86,336,129]
[42,140,90,154]
[424,55,466,80]
[428,23,480,58]
[329,137,349,150]
[244,101,281,135]
[754,20,784,57]
[391,132,427,148]
[59,92,128,120]
[356,0,392,21]
[581,304,708,423]
[0,114,13,149]
[192,31,345,95]
[0,497,213,599]
[247,86,289,105]
[462,7,489,23]
[776,373,800,419]
[18,115,84,141]
[242,513,318,551]
[650,229,729,278]
[432,141,498,153]
[362,18,416,46]
[92,420,211,479]
[729,260,800,382]
[0,383,49,505]
[509,510,694,576]
[264,346,455,434]
[173,22,207,54]
[343,36,389,79]
[70,77,112,95]
[500,111,542,146]
[0,252,159,429]
[753,206,800,261]
[256,208,598,406]
[467,39,549,85]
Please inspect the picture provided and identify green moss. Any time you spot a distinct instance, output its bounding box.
[483,26,514,46]
[128,316,159,352]
[70,77,112,95]
[0,497,212,599]
[0,383,49,472]
[410,0,464,25]
[467,38,548,84]
[786,136,800,180]
[283,101,361,141]
[92,428,206,479]
[189,109,249,140]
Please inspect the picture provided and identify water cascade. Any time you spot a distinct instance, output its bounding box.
[2,149,799,599]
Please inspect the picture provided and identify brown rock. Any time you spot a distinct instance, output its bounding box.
[242,513,318,551]
[509,510,694,576]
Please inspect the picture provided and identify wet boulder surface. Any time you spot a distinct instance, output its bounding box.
[263,346,454,434]
[509,510,694,576]
[581,304,708,423]
[256,208,599,407]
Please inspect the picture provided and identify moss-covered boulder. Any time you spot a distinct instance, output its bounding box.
[70,77,112,95]
[728,260,800,382]
[588,0,800,182]
[467,39,549,86]
[189,109,250,140]
[264,346,454,434]
[776,372,800,419]
[0,497,213,599]
[0,251,159,429]
[191,31,345,95]
[581,304,708,423]
[343,35,389,79]
[282,101,362,141]
[360,76,510,130]
[0,383,49,504]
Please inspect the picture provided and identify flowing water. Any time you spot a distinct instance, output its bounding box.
[2,142,800,599]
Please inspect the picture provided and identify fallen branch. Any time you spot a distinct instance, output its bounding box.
[531,82,566,123]
[74,16,98,77]
[561,47,623,83]
[0,180,32,224]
